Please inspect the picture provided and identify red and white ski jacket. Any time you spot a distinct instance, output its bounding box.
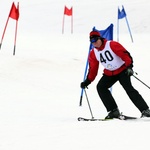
[87,39,133,82]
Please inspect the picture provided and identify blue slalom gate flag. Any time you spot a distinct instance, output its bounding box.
[117,5,133,42]
[118,6,126,19]
[93,24,113,40]
[79,24,114,106]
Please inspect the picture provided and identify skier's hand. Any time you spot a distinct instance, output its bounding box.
[80,78,91,89]
[126,68,134,76]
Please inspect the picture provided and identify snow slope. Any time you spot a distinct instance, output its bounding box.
[0,0,150,150]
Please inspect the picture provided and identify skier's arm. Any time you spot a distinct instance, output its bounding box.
[87,50,99,82]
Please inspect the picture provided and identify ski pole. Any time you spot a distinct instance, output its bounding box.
[132,74,150,89]
[84,89,94,119]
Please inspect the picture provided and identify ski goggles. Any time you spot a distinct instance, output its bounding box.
[90,37,99,43]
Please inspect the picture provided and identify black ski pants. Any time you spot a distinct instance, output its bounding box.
[97,70,149,112]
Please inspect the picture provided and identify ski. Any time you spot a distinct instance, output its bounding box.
[78,115,137,121]
[78,117,109,121]
[118,115,137,120]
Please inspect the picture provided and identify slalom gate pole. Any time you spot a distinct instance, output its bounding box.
[132,74,150,89]
[84,89,94,119]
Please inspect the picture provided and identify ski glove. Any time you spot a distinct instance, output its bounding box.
[126,68,134,76]
[80,78,91,89]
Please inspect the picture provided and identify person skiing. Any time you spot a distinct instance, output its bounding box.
[80,30,150,119]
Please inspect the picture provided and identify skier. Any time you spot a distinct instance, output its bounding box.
[80,30,150,119]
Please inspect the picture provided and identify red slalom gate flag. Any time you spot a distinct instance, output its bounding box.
[0,2,20,54]
[64,6,72,16]
[62,6,73,34]
[9,2,19,20]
